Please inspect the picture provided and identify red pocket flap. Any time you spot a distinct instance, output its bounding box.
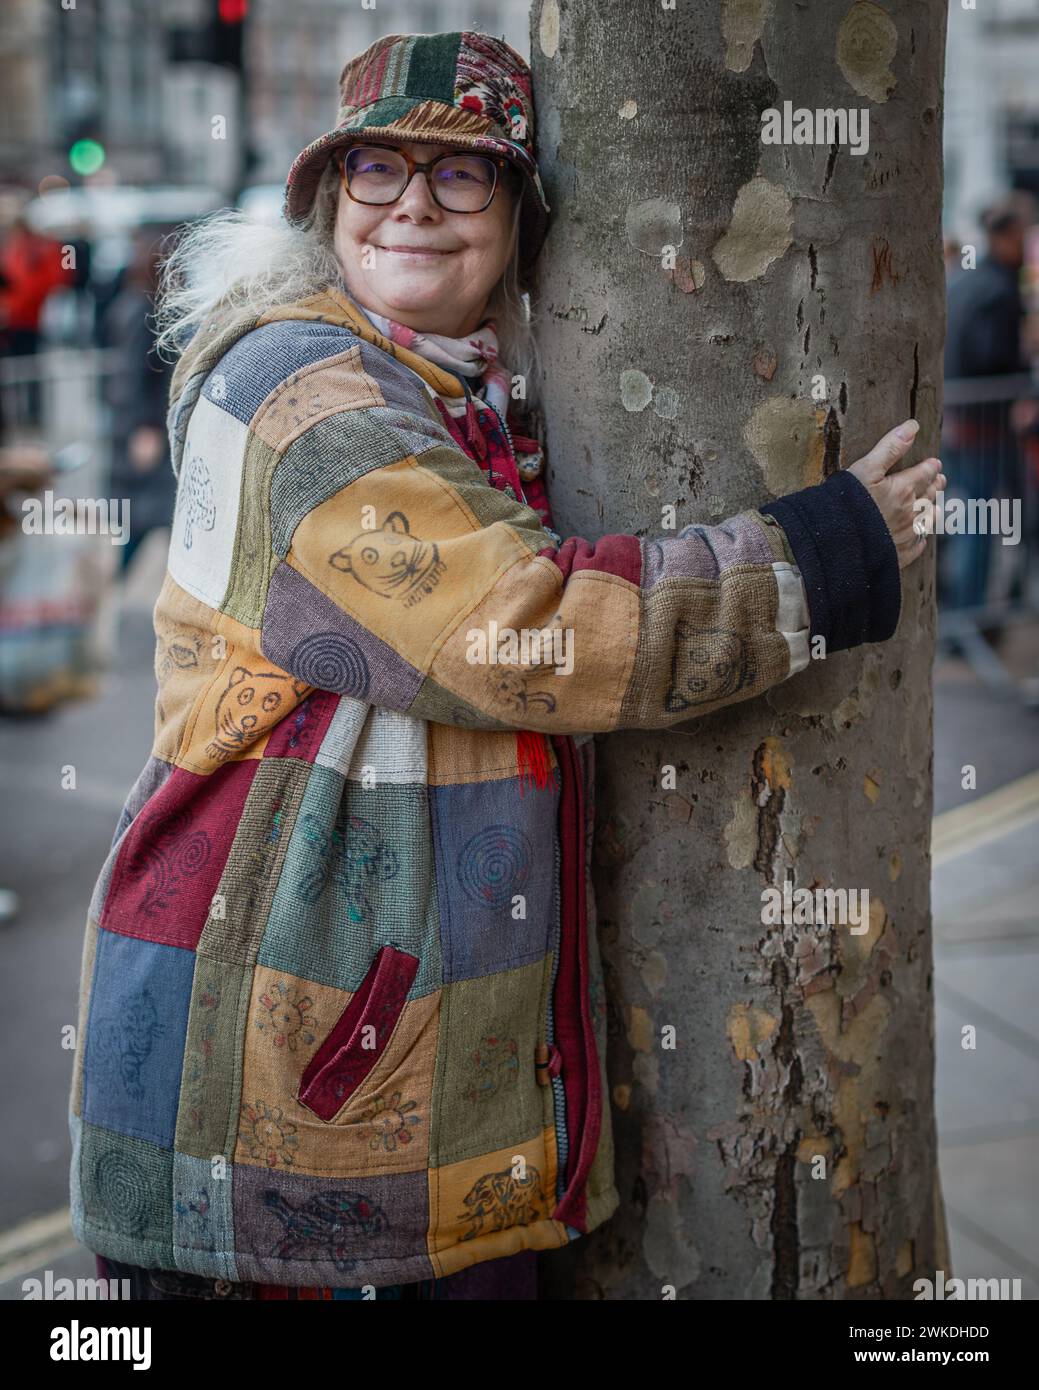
[298,944,419,1122]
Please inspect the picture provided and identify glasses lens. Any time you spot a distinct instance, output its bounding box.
[431,155,497,211]
[344,146,408,203]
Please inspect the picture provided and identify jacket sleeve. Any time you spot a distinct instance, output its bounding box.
[258,410,901,735]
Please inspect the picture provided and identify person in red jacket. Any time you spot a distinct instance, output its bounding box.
[0,213,72,428]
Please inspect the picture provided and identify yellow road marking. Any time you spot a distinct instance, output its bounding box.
[932,769,1039,866]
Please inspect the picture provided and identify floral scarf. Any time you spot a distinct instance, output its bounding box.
[348,303,556,528]
[353,307,513,422]
[350,301,559,795]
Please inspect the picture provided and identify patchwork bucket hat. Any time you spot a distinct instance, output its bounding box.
[284,31,551,273]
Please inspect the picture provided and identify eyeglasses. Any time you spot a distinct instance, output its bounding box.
[336,143,511,214]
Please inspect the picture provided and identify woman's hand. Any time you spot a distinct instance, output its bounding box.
[846,420,946,570]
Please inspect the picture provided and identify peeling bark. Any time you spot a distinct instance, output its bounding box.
[531,0,949,1300]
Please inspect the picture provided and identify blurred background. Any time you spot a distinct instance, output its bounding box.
[1,0,1038,1298]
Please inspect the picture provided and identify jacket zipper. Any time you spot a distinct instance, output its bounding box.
[545,833,570,1209]
[545,733,603,1234]
[484,396,517,467]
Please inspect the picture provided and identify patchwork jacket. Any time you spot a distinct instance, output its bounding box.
[68,282,902,1286]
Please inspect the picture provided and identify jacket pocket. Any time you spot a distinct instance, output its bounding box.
[298,944,419,1122]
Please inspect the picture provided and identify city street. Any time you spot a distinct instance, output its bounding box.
[0,535,1037,1298]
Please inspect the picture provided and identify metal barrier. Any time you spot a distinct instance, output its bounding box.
[0,348,121,492]
[0,347,132,687]
[938,371,1039,701]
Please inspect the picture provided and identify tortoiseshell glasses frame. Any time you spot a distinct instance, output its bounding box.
[334,142,514,213]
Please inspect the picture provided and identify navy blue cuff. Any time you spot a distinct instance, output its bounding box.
[759,469,902,654]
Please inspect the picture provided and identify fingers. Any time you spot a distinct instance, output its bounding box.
[919,464,948,507]
[903,459,947,540]
[852,419,921,482]
[897,530,929,570]
[900,456,943,496]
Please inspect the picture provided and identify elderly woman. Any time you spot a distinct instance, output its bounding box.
[69,31,943,1302]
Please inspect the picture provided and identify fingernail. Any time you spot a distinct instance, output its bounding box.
[897,420,920,441]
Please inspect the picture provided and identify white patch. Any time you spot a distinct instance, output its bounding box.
[168,394,249,609]
[316,698,427,784]
[773,562,810,675]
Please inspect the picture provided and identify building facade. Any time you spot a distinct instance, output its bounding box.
[945,0,1039,241]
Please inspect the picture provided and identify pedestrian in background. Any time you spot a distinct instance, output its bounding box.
[100,227,177,576]
[942,197,1035,619]
[0,208,72,429]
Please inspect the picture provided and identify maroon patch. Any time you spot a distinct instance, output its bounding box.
[99,761,258,949]
[548,734,603,1232]
[549,533,642,585]
[263,688,341,763]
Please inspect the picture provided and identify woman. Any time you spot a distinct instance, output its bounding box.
[70,31,944,1301]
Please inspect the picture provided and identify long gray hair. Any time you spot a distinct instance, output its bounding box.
[154,159,542,415]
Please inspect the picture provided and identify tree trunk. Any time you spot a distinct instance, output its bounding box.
[530,0,951,1299]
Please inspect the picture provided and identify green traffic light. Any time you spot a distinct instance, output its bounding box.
[69,139,106,175]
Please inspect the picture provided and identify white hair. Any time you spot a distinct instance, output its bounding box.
[155,160,542,416]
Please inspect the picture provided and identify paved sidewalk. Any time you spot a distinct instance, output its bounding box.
[931,624,1039,1302]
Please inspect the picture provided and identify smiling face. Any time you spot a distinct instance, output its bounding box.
[332,138,518,338]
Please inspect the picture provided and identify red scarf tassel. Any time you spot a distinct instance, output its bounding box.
[516,729,556,794]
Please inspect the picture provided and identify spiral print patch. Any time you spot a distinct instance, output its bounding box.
[127,808,212,916]
[289,633,370,697]
[93,1149,151,1236]
[457,826,533,909]
[176,831,210,876]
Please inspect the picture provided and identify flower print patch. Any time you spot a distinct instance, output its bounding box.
[239,1099,300,1169]
[254,978,318,1053]
[362,1090,422,1154]
[465,1023,520,1103]
[455,31,533,141]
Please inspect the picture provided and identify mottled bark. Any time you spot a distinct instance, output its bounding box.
[530,0,950,1299]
